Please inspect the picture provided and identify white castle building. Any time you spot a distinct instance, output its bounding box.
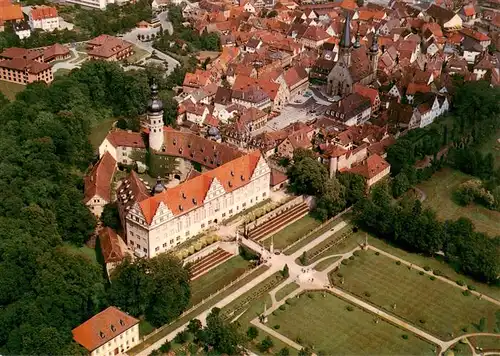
[113,83,271,258]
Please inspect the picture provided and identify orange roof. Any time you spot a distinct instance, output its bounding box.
[183,69,212,88]
[270,168,288,186]
[406,82,431,95]
[460,27,490,42]
[353,83,379,106]
[0,3,23,22]
[463,4,475,17]
[99,227,124,264]
[0,58,51,74]
[84,151,117,203]
[233,74,280,100]
[339,0,357,10]
[72,307,139,352]
[104,130,146,149]
[348,154,390,179]
[31,5,58,20]
[87,35,133,59]
[139,150,262,224]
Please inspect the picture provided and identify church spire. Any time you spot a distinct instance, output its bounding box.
[340,11,351,49]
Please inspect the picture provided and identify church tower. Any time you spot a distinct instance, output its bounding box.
[148,81,164,151]
[368,31,380,77]
[339,12,352,67]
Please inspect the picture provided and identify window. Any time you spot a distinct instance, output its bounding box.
[170,239,174,244]
[176,236,180,241]
[262,192,267,197]
[143,248,147,253]
[222,213,226,217]
[163,242,167,248]
[155,247,159,252]
[201,223,205,228]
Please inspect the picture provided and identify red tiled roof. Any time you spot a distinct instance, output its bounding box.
[72,307,139,352]
[0,58,51,74]
[104,130,146,149]
[353,83,379,106]
[87,35,133,59]
[31,6,58,20]
[348,154,390,179]
[183,69,212,88]
[233,74,281,100]
[463,4,475,17]
[0,47,43,61]
[99,227,124,264]
[283,65,308,88]
[270,168,288,186]
[460,27,490,42]
[139,150,263,223]
[43,43,69,61]
[406,82,431,95]
[0,3,23,22]
[84,151,117,203]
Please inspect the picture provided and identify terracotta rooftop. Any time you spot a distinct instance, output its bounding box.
[99,227,124,264]
[84,152,117,203]
[139,150,263,224]
[0,2,23,22]
[72,307,139,352]
[406,82,431,95]
[0,47,43,61]
[353,83,379,106]
[87,35,133,59]
[270,168,288,186]
[43,43,70,61]
[104,130,146,149]
[460,27,490,42]
[284,65,308,88]
[0,58,51,74]
[348,153,390,179]
[31,5,58,20]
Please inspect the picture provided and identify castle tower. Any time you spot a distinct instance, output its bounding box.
[148,81,164,151]
[368,31,380,77]
[339,12,352,67]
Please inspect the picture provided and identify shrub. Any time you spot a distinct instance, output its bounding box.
[462,326,468,332]
[296,336,302,344]
[430,276,436,281]
[353,251,361,257]
[159,341,172,353]
[433,269,442,276]
[419,271,425,275]
[346,306,354,312]
[307,293,314,299]
[279,305,286,311]
[272,311,277,316]
[419,319,426,324]
[456,280,465,286]
[364,291,371,297]
[375,251,380,256]
[467,285,476,291]
[285,298,294,305]
[402,334,409,340]
[349,256,355,260]
[423,266,431,271]
[341,260,349,265]
[174,330,188,344]
[396,261,401,265]
[274,324,280,330]
[462,290,471,297]
[337,273,343,278]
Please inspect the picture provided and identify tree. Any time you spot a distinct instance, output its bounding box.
[314,178,346,220]
[293,148,316,162]
[338,172,366,206]
[101,202,121,230]
[299,251,307,265]
[187,318,202,335]
[392,171,410,198]
[258,336,274,353]
[246,326,259,341]
[281,264,289,278]
[278,347,291,356]
[200,32,220,51]
[200,308,242,355]
[299,347,313,356]
[287,157,328,195]
[267,10,278,17]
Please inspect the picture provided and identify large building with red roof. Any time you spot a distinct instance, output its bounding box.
[72,306,139,356]
[84,151,117,216]
[28,5,60,31]
[86,35,134,62]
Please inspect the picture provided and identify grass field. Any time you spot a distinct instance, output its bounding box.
[417,168,500,236]
[139,320,155,337]
[313,256,341,271]
[0,81,24,100]
[368,237,500,301]
[468,335,500,351]
[300,225,356,264]
[54,68,72,77]
[477,129,500,169]
[63,242,99,265]
[267,292,435,355]
[189,255,251,307]
[334,250,500,340]
[275,282,300,301]
[89,118,115,150]
[283,215,349,255]
[263,214,322,250]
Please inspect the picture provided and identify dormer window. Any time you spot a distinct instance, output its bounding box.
[230,170,234,176]
[192,198,197,205]
[204,156,208,162]
[201,147,204,152]
[179,205,183,211]
[179,148,183,154]
[99,331,105,339]
[241,175,245,181]
[111,325,116,332]
[190,152,194,158]
[228,181,233,187]
[119,319,125,326]
[188,142,192,148]
[173,139,176,145]
[182,192,186,199]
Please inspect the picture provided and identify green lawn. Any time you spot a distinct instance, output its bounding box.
[54,68,72,77]
[368,236,500,301]
[275,282,300,302]
[468,335,500,351]
[139,320,155,337]
[0,81,25,100]
[313,256,341,271]
[127,46,150,64]
[89,118,115,150]
[300,225,355,265]
[417,168,500,237]
[189,255,251,307]
[263,214,322,251]
[267,292,435,355]
[477,128,500,169]
[333,250,500,340]
[63,242,99,265]
[283,214,350,255]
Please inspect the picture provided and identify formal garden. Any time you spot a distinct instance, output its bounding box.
[266,292,435,355]
[330,250,500,340]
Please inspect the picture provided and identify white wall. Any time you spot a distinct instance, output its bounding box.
[90,324,139,356]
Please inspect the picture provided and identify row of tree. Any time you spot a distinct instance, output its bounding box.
[354,184,500,283]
